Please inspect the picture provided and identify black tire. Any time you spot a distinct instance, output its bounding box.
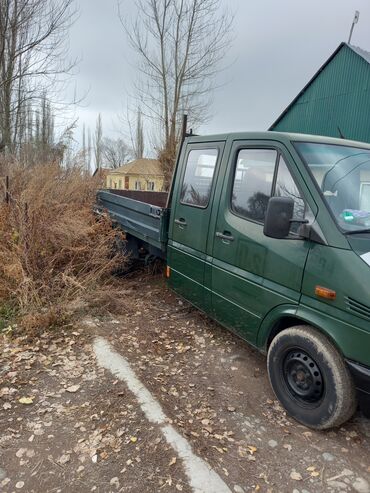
[267,325,357,430]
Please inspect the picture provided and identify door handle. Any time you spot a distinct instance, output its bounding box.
[175,218,187,228]
[216,231,234,242]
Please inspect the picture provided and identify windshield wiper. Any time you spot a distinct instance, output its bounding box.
[344,229,370,235]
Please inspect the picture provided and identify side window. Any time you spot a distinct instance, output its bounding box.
[275,156,307,234]
[180,148,218,207]
[231,149,277,222]
[360,183,370,211]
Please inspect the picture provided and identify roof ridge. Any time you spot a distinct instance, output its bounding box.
[110,158,163,176]
[346,42,370,64]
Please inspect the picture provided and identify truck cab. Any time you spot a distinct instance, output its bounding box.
[167,131,370,429]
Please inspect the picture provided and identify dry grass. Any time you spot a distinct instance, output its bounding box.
[0,162,126,331]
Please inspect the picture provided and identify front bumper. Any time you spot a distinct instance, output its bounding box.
[346,360,370,418]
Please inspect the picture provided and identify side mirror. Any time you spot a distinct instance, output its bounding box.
[264,197,294,239]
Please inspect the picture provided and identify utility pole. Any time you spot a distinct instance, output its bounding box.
[348,10,360,44]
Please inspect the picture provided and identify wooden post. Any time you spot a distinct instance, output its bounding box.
[5,175,9,204]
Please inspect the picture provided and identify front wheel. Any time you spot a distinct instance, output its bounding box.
[267,325,357,429]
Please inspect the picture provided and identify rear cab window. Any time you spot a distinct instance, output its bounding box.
[180,148,219,207]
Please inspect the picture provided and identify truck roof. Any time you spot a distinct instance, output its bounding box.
[186,130,370,150]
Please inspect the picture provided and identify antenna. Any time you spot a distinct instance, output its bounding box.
[348,10,360,44]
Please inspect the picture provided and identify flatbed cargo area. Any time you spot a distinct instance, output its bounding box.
[96,189,170,258]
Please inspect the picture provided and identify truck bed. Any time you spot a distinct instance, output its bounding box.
[96,189,170,257]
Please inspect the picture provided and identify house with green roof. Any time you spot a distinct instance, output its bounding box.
[270,42,370,144]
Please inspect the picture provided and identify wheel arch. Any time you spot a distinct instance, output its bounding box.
[257,304,345,358]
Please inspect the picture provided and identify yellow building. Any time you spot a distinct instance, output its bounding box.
[106,159,164,192]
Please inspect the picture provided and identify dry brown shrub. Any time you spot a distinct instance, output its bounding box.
[17,308,70,337]
[0,162,126,324]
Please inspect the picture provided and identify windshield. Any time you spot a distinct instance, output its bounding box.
[294,142,370,233]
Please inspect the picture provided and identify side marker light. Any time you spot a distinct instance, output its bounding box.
[315,286,336,300]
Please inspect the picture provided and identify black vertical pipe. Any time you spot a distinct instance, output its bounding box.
[165,114,188,208]
[181,114,188,143]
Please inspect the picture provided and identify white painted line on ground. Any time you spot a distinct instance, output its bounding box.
[93,336,232,493]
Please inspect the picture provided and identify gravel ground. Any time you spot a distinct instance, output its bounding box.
[1,273,370,493]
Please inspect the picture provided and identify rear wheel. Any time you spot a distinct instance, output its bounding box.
[267,325,357,429]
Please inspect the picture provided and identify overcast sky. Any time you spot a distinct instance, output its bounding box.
[67,0,370,148]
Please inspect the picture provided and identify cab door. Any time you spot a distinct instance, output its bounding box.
[211,142,314,344]
[167,141,225,308]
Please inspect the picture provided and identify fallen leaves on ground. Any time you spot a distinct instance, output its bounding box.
[66,384,80,393]
[290,471,303,481]
[18,397,33,405]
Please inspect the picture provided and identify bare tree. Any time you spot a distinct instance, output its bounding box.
[94,113,103,169]
[122,0,232,185]
[17,95,71,166]
[126,105,145,160]
[82,123,88,170]
[0,0,77,155]
[87,127,92,171]
[102,137,131,169]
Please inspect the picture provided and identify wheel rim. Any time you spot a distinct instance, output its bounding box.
[283,349,324,405]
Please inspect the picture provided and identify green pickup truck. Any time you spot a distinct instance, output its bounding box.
[96,131,370,429]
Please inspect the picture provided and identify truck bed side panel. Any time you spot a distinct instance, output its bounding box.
[96,190,169,253]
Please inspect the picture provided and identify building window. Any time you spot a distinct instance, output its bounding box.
[118,179,122,189]
[231,149,277,222]
[109,179,112,188]
[180,148,218,207]
[135,180,142,190]
[114,182,117,189]
[147,181,155,191]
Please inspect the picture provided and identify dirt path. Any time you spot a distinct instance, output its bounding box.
[1,274,370,493]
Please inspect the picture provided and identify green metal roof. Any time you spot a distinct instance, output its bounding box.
[269,43,370,143]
